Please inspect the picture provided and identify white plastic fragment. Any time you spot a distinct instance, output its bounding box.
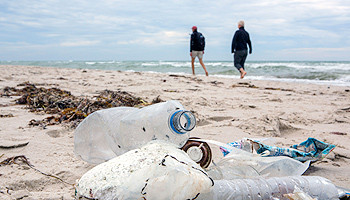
[75,141,213,200]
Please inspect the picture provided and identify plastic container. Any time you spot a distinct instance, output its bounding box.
[200,139,310,179]
[74,100,196,164]
[198,176,340,200]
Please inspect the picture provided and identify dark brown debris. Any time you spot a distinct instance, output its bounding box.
[232,82,258,88]
[151,95,164,104]
[340,107,350,112]
[330,132,347,136]
[0,142,29,149]
[1,82,149,128]
[0,114,14,118]
[0,155,73,185]
[0,155,32,166]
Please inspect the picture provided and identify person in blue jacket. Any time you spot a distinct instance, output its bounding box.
[231,20,252,79]
[190,26,209,76]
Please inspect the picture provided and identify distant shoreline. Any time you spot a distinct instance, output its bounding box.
[1,61,350,87]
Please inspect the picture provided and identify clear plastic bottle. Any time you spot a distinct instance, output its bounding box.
[202,139,310,179]
[197,176,340,200]
[74,100,196,164]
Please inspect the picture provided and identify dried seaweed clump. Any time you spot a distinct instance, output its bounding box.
[2,82,148,128]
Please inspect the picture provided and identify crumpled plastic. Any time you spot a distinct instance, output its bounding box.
[205,139,310,179]
[75,141,213,200]
[220,137,336,162]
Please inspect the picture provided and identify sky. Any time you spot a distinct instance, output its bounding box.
[0,0,349,61]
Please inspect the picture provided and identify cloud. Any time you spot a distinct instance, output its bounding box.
[117,31,188,45]
[60,40,100,47]
[0,0,349,60]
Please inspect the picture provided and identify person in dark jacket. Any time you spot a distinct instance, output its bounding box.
[190,26,209,76]
[231,20,252,79]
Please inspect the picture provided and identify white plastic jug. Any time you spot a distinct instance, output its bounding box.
[74,100,196,164]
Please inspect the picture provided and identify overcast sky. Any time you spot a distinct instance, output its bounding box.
[1,0,349,61]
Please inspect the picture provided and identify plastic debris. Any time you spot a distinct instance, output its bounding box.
[220,137,336,162]
[181,137,212,168]
[283,187,316,200]
[197,176,339,200]
[199,139,310,179]
[74,100,195,164]
[75,141,213,200]
[73,100,348,199]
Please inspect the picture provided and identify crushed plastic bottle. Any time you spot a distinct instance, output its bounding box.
[195,139,310,179]
[197,176,340,200]
[75,141,213,200]
[74,100,196,164]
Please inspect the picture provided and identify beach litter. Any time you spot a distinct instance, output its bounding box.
[74,100,195,164]
[220,137,336,162]
[73,100,349,199]
[75,141,213,200]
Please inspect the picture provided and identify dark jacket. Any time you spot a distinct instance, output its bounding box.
[190,31,205,52]
[231,27,252,53]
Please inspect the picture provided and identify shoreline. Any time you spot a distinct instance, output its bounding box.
[1,65,350,199]
[2,62,350,87]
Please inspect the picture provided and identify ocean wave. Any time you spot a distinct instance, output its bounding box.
[248,62,350,71]
[1,60,349,86]
[85,62,96,65]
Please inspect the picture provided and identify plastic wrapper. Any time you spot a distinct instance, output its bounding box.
[220,137,336,162]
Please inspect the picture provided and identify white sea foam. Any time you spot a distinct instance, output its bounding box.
[2,60,349,86]
[248,62,350,71]
[211,74,350,86]
[160,61,191,68]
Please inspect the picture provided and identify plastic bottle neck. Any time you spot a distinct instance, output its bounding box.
[169,110,196,134]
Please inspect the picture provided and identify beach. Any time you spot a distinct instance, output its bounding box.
[1,65,349,199]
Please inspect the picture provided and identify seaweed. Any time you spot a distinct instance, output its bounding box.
[2,82,152,128]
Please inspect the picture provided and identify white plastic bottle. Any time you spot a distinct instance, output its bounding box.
[198,176,340,200]
[74,100,196,164]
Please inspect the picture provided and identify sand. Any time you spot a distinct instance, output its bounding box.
[0,65,349,199]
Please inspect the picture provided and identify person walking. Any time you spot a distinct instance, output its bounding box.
[231,20,252,79]
[190,26,209,76]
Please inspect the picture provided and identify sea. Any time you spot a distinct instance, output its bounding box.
[1,60,350,86]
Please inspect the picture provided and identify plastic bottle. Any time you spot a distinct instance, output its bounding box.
[197,176,340,200]
[74,100,196,164]
[201,139,310,179]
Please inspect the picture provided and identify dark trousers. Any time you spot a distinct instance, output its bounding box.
[234,50,248,70]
